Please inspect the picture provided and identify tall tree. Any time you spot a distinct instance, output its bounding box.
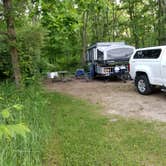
[2,0,21,87]
[158,0,166,45]
[81,10,88,65]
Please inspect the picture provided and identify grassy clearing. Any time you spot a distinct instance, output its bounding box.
[45,92,166,166]
[0,83,165,166]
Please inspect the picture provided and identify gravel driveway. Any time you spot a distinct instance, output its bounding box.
[45,79,166,122]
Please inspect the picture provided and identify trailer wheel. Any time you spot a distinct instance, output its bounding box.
[135,75,152,95]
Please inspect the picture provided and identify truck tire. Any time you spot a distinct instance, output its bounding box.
[135,75,152,95]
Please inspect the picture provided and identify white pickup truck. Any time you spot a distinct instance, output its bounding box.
[129,46,166,95]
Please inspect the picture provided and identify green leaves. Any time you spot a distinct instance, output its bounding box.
[41,0,82,67]
[13,104,24,111]
[1,104,23,119]
[0,123,30,140]
[0,104,30,140]
[8,123,30,138]
[1,109,10,119]
[0,97,3,101]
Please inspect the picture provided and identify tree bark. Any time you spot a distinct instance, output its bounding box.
[158,0,166,45]
[3,0,21,87]
[128,2,139,48]
[82,10,88,65]
[112,2,116,42]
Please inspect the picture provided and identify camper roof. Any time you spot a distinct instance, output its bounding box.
[87,42,125,50]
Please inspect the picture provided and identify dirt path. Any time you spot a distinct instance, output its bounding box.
[45,79,166,122]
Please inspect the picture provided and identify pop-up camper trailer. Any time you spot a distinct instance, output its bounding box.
[86,42,135,79]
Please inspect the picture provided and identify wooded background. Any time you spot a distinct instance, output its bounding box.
[0,0,166,86]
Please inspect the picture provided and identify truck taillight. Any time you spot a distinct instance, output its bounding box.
[128,63,130,72]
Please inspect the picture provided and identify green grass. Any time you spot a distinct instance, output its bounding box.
[45,93,166,166]
[0,83,166,166]
[0,83,53,166]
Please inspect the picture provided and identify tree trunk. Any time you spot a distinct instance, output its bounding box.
[3,0,21,87]
[82,11,88,66]
[128,1,139,48]
[112,2,115,42]
[158,0,166,45]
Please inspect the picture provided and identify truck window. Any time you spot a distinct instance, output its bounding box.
[134,49,161,59]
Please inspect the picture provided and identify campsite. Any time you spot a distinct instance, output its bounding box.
[46,79,166,122]
[0,0,166,166]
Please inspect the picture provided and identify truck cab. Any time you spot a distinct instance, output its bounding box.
[129,46,166,95]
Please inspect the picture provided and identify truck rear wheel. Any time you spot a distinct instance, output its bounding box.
[135,75,152,95]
